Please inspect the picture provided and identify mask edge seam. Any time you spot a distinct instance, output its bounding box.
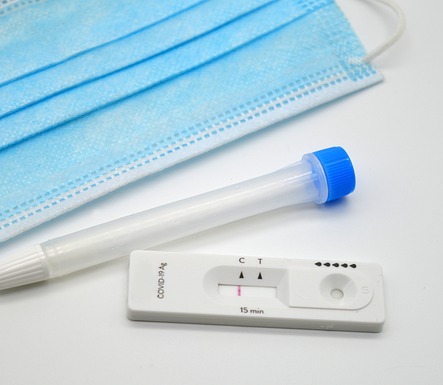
[0,0,48,16]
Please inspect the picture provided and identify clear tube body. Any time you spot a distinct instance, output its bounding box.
[41,159,323,277]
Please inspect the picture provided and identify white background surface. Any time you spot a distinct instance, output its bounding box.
[1,1,442,384]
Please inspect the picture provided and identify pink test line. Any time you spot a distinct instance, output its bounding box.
[237,285,241,296]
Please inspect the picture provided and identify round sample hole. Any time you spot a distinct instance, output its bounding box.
[320,274,358,306]
[330,288,344,300]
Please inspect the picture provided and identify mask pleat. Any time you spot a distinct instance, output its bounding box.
[0,0,206,86]
[0,0,275,119]
[0,0,332,150]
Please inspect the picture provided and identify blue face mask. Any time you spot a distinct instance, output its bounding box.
[0,0,384,241]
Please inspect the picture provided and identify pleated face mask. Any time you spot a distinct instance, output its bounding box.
[0,0,402,241]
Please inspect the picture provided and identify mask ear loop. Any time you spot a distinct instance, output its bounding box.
[349,0,406,63]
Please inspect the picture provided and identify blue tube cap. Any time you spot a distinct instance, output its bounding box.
[312,147,356,203]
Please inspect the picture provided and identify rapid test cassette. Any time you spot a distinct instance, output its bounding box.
[127,251,385,332]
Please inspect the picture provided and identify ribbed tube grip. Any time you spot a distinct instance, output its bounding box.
[0,245,49,290]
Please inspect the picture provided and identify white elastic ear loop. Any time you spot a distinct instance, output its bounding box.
[353,0,406,63]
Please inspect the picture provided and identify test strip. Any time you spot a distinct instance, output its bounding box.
[127,251,385,332]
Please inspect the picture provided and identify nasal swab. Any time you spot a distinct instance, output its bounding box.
[0,146,355,290]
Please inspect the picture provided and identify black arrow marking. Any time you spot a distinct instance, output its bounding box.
[239,272,244,279]
[333,263,339,268]
[350,264,357,269]
[258,273,263,280]
[341,264,348,268]
[315,262,322,267]
[324,262,331,267]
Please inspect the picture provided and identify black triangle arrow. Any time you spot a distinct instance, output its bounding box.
[258,272,263,280]
[239,272,244,279]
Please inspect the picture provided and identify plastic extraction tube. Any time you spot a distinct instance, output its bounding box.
[0,147,355,290]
